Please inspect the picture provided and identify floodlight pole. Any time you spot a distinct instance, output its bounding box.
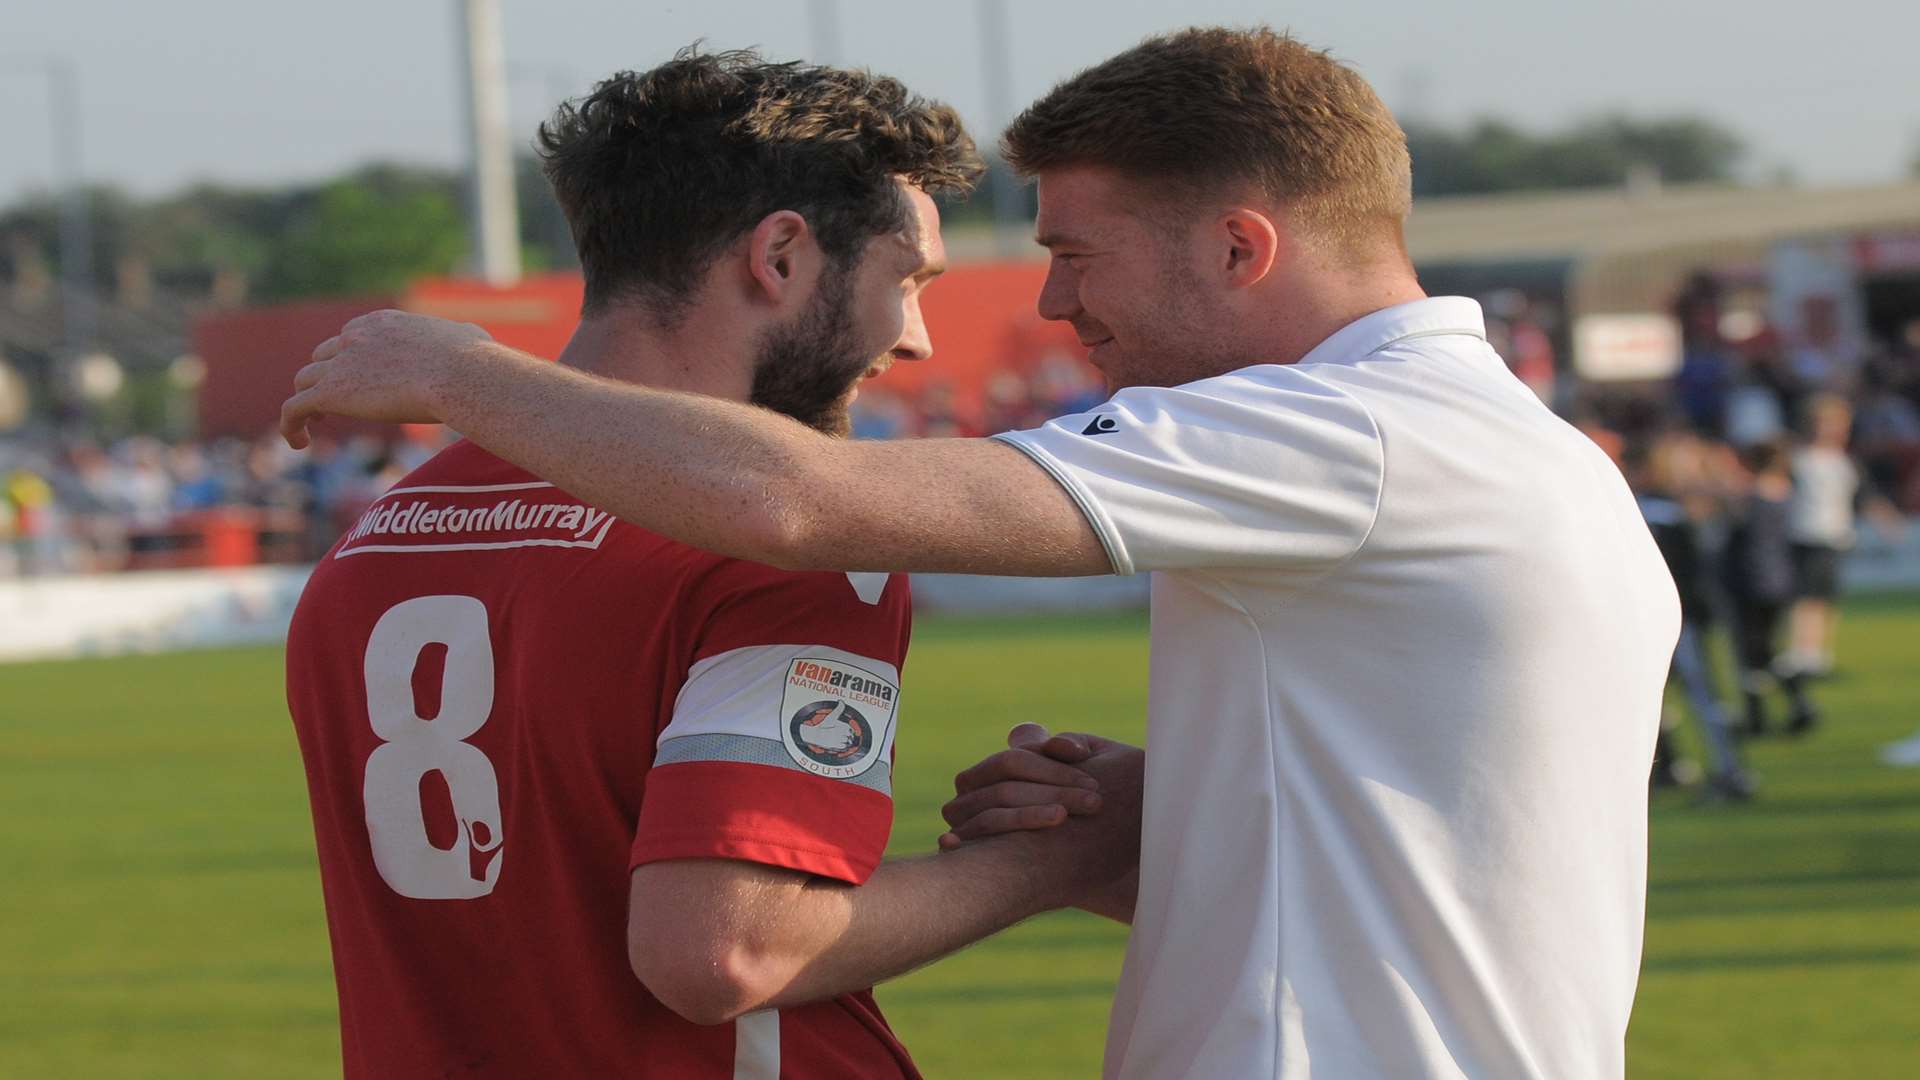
[456,0,521,286]
[3,54,95,358]
[46,57,94,360]
[508,63,579,266]
[1,52,95,421]
[978,0,1024,256]
[807,0,844,65]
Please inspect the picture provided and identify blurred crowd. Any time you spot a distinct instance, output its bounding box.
[1657,278,1920,512]
[1584,276,1920,789]
[847,353,1108,440]
[5,283,1917,601]
[0,428,453,576]
[0,358,1107,578]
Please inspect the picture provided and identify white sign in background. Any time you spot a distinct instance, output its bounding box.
[0,564,312,663]
[0,565,1153,664]
[1572,313,1683,381]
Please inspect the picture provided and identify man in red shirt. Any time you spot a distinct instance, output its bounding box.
[285,50,1138,1078]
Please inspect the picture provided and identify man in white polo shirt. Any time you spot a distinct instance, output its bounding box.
[281,26,1678,1079]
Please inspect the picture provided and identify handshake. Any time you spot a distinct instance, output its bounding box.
[937,723,1144,921]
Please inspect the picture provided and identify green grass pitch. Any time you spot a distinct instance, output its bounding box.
[2,599,1917,1077]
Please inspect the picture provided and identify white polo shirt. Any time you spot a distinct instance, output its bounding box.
[996,297,1679,1079]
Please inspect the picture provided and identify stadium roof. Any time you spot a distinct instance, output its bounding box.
[949,180,1920,270]
[1405,180,1920,265]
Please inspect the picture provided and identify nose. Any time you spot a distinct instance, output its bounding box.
[1036,259,1079,324]
[892,292,934,363]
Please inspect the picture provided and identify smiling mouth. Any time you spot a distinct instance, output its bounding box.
[843,362,890,403]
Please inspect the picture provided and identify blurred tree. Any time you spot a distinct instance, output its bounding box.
[0,109,1757,305]
[1406,113,1747,197]
[255,167,465,299]
[0,161,571,303]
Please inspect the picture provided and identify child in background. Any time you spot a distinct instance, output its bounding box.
[1627,434,1755,798]
[1723,441,1820,736]
[1786,394,1907,676]
[1785,395,1858,676]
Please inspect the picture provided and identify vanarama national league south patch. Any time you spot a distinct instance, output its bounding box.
[779,656,899,780]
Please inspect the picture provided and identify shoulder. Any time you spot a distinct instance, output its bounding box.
[680,556,911,665]
[1089,365,1384,459]
[387,439,529,488]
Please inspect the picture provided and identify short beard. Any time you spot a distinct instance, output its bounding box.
[748,268,872,437]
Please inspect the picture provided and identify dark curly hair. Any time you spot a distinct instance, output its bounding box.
[538,47,982,320]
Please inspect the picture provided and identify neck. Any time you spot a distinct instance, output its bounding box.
[1244,254,1427,369]
[1198,233,1428,372]
[557,305,756,401]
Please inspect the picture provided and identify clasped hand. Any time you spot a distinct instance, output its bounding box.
[939,723,1143,907]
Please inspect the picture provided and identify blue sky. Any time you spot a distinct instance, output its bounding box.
[3,0,1915,205]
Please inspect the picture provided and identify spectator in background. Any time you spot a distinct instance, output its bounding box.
[1787,295,1862,397]
[1029,352,1105,417]
[1785,394,1905,676]
[849,386,914,440]
[116,438,176,533]
[0,426,455,578]
[1672,274,1735,436]
[1855,360,1920,512]
[1723,440,1819,736]
[1724,335,1790,450]
[1891,318,1920,400]
[916,380,974,439]
[1573,408,1625,465]
[1626,433,1754,798]
[982,371,1043,434]
[2,463,55,576]
[170,443,229,510]
[1483,289,1556,406]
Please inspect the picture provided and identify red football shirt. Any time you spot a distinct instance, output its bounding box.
[286,441,919,1078]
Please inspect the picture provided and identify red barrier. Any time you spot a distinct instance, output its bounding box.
[76,508,313,573]
[193,268,1095,439]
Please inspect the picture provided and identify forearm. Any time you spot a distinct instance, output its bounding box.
[431,341,1108,575]
[742,833,1066,1012]
[435,342,817,565]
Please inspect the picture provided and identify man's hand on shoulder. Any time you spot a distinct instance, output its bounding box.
[281,310,496,448]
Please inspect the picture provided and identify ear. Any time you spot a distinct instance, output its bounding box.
[746,210,815,306]
[1217,207,1281,288]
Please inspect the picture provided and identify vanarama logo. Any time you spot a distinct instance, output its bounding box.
[788,700,874,767]
[778,655,900,780]
[788,659,895,703]
[335,481,615,558]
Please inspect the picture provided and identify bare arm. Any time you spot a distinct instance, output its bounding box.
[628,746,1140,1024]
[631,836,1067,1024]
[282,312,1111,576]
